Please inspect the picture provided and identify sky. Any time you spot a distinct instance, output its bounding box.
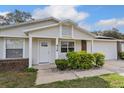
[0,5,124,32]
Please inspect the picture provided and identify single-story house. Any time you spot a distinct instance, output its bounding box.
[0,17,122,67]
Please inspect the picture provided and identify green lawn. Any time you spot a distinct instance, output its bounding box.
[0,71,124,88]
[0,71,37,88]
[36,73,124,88]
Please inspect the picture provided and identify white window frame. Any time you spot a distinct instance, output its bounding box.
[60,40,75,53]
[3,38,25,59]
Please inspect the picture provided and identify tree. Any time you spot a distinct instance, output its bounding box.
[0,9,34,26]
[0,15,9,25]
[6,10,33,24]
[92,28,124,39]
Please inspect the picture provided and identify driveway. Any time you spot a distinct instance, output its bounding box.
[104,60,124,73]
[34,60,124,85]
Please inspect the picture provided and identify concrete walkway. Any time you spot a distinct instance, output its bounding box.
[34,62,117,85]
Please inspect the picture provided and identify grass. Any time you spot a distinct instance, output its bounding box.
[0,71,37,88]
[36,73,124,88]
[0,71,124,88]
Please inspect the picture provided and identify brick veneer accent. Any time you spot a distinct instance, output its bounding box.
[0,58,29,71]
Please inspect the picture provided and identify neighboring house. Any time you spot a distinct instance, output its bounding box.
[0,17,121,67]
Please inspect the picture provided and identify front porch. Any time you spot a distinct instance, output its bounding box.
[29,37,94,67]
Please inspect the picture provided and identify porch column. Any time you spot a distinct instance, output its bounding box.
[91,40,94,53]
[72,25,74,38]
[59,23,62,38]
[29,37,32,68]
[55,38,59,59]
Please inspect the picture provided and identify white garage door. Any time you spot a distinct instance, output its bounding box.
[93,41,117,60]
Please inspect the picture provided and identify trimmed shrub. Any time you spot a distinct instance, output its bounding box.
[79,52,95,69]
[25,67,38,72]
[93,52,105,67]
[55,51,105,70]
[119,52,124,59]
[55,59,68,70]
[66,52,80,69]
[66,51,95,70]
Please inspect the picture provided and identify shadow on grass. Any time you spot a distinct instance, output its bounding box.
[36,76,110,88]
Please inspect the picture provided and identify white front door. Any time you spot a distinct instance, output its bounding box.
[39,39,51,63]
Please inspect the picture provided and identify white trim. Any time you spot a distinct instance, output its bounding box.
[59,23,62,38]
[24,23,59,33]
[23,39,26,58]
[91,40,94,53]
[94,39,118,42]
[59,37,94,40]
[0,35,28,38]
[55,38,59,59]
[38,39,40,64]
[3,38,6,59]
[0,35,118,42]
[29,35,95,40]
[72,25,74,38]
[29,37,32,67]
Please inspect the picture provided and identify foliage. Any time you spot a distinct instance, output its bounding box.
[119,52,124,59]
[25,67,38,72]
[92,28,124,39]
[55,59,68,70]
[66,51,80,69]
[55,51,105,70]
[93,52,105,67]
[66,51,95,70]
[0,9,34,26]
[79,52,95,69]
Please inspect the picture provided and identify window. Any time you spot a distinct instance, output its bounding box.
[6,38,23,58]
[68,42,74,52]
[41,42,48,47]
[61,42,68,52]
[61,41,74,53]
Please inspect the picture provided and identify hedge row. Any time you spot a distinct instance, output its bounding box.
[55,51,105,70]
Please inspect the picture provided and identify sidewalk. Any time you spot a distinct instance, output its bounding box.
[34,64,113,85]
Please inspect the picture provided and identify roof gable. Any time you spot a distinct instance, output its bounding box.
[0,17,96,39]
[23,17,96,38]
[0,17,60,30]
